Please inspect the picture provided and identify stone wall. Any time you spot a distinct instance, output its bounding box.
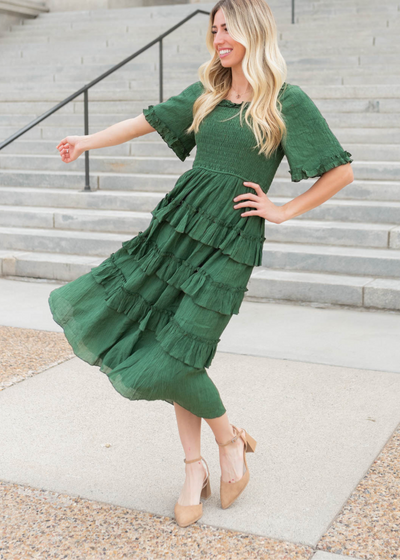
[44,0,190,11]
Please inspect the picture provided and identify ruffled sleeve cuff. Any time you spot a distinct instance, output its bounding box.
[289,150,353,182]
[143,105,191,162]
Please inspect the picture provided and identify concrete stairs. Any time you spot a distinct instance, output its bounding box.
[0,1,399,311]
[0,0,48,19]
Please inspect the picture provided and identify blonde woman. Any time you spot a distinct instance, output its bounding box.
[50,0,353,528]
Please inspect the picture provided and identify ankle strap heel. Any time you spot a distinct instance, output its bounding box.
[183,455,211,499]
[174,455,211,527]
[215,424,257,453]
[214,424,257,509]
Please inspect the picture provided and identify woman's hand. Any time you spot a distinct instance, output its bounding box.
[233,181,286,224]
[56,136,85,163]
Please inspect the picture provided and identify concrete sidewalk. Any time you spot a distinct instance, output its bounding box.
[0,277,399,558]
[1,276,400,373]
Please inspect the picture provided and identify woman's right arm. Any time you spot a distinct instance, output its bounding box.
[56,113,155,163]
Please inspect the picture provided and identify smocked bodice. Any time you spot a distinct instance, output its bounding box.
[193,99,284,193]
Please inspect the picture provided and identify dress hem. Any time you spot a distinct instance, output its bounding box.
[48,289,226,420]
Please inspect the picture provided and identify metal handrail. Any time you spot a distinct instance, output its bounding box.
[0,9,210,191]
[0,4,295,191]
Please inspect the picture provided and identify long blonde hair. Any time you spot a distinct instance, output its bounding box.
[187,0,288,158]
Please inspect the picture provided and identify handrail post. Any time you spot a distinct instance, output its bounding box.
[83,89,91,191]
[292,0,295,24]
[159,38,163,103]
[0,9,211,191]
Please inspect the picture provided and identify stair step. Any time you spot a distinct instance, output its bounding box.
[275,161,400,182]
[261,242,400,277]
[0,249,104,281]
[268,179,400,202]
[0,204,151,233]
[1,248,399,311]
[0,169,177,191]
[2,166,400,204]
[1,224,399,276]
[0,201,396,248]
[273,196,400,225]
[248,267,400,310]
[0,226,128,256]
[264,219,394,249]
[247,268,371,308]
[0,186,164,210]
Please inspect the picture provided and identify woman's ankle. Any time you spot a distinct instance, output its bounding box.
[215,423,236,446]
[185,460,205,471]
[219,428,245,459]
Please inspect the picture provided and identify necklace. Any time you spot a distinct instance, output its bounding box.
[230,83,251,99]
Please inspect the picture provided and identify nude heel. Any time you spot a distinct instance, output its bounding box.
[174,456,211,528]
[215,424,257,509]
[201,473,211,499]
[245,433,257,453]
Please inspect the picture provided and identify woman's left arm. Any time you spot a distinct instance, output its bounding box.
[233,162,354,224]
[280,162,354,222]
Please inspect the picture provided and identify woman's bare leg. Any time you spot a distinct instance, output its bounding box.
[203,412,245,484]
[174,402,208,506]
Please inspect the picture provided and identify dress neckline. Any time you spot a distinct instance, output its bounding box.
[218,98,251,108]
[218,83,287,108]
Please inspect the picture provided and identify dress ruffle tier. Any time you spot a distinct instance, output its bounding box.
[48,168,255,418]
[92,167,257,367]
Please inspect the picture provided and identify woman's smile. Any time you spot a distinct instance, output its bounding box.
[219,48,233,58]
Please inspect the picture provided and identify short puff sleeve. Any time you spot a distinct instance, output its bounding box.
[280,84,353,182]
[142,81,204,162]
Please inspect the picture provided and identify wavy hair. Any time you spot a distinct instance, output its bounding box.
[186,0,288,158]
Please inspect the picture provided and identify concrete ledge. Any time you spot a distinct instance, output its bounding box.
[389,226,400,249]
[3,250,400,312]
[0,250,103,281]
[0,0,48,18]
[247,268,371,307]
[0,226,127,256]
[364,278,400,311]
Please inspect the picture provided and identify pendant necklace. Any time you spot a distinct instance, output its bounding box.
[230,83,251,99]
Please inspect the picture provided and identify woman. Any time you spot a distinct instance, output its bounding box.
[50,0,353,528]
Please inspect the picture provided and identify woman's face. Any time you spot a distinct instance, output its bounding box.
[212,8,246,68]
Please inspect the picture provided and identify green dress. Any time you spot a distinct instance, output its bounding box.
[48,81,352,419]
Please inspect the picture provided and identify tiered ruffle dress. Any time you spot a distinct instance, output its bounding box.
[48,81,352,419]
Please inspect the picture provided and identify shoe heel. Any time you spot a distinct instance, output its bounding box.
[245,433,257,453]
[201,476,211,499]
